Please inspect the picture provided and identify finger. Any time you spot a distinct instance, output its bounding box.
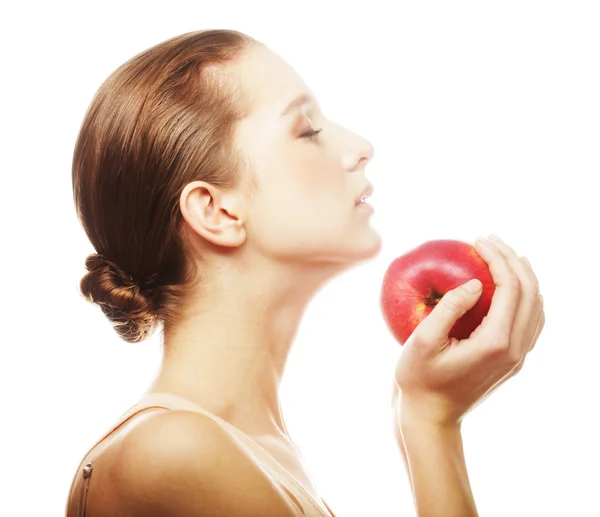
[415,279,483,351]
[487,235,538,362]
[521,256,544,348]
[511,302,544,374]
[391,375,400,408]
[511,295,545,375]
[520,256,540,293]
[485,298,544,383]
[472,237,520,351]
[529,303,545,352]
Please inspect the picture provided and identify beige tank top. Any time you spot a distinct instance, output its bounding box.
[65,392,336,517]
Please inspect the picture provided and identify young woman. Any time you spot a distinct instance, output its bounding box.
[65,29,545,517]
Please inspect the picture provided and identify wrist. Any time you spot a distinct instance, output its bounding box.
[396,393,477,516]
[399,393,463,435]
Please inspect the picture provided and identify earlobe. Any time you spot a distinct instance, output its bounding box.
[179,181,246,248]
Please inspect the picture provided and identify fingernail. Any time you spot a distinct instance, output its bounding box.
[463,279,482,293]
[488,233,502,243]
[475,237,490,247]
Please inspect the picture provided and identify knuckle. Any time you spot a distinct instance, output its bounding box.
[534,311,545,332]
[508,349,521,366]
[525,287,539,304]
[412,329,429,347]
[413,326,436,347]
[488,339,510,357]
[508,278,522,292]
[522,274,535,291]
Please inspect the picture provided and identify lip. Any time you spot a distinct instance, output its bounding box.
[355,183,374,205]
[356,201,374,214]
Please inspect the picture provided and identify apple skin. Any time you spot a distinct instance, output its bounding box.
[381,239,496,346]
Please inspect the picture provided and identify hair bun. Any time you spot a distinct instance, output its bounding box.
[80,253,157,343]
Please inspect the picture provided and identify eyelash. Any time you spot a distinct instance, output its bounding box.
[300,127,323,141]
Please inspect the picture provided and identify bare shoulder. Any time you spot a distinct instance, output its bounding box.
[111,409,302,517]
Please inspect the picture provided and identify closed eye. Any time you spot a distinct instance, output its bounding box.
[300,128,323,141]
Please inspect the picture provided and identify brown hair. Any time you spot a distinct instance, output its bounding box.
[73,29,258,344]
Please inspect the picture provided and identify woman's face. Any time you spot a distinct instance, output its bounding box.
[233,44,381,267]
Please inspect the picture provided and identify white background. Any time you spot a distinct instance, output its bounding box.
[1,1,599,516]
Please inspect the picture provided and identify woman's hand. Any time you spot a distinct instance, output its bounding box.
[391,235,545,427]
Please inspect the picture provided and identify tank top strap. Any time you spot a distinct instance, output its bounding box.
[75,392,332,517]
[121,391,278,457]
[79,394,172,460]
[122,392,334,517]
[120,392,298,478]
[71,396,177,517]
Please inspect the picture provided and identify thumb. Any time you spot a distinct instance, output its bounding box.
[415,279,483,347]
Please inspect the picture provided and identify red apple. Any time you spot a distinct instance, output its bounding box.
[381,239,495,345]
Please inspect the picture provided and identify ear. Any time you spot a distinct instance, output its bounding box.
[179,181,246,248]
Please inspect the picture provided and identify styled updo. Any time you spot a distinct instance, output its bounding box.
[74,30,258,343]
[80,253,157,342]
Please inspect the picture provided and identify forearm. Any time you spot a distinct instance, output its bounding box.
[392,396,412,485]
[398,401,478,517]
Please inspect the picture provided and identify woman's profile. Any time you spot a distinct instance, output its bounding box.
[65,29,545,517]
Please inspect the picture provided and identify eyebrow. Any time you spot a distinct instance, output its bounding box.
[280,92,314,117]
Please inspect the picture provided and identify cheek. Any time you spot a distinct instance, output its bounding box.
[265,151,346,207]
[291,155,347,201]
[247,169,349,253]
[250,146,350,219]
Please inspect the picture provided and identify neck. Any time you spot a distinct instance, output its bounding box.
[147,254,344,439]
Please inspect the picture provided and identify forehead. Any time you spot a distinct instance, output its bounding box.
[232,45,310,114]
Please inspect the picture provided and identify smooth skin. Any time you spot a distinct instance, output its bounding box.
[104,42,545,517]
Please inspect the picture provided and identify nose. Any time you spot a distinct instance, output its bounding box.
[344,132,375,172]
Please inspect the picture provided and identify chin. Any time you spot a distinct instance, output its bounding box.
[311,238,381,271]
[302,223,382,267]
[360,232,383,259]
[344,228,383,263]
